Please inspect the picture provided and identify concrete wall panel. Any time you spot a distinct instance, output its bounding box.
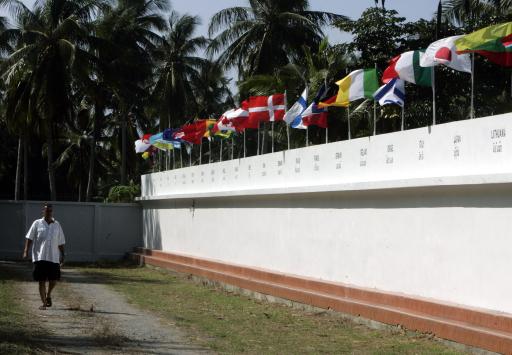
[0,201,141,262]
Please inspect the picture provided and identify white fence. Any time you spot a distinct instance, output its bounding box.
[0,201,142,262]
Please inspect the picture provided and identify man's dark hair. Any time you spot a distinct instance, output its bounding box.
[44,203,53,209]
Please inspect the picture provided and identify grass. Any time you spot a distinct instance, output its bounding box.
[0,265,46,354]
[80,263,468,354]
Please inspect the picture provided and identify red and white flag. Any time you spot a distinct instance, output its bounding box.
[420,35,472,73]
[301,103,328,129]
[245,94,286,129]
[215,107,249,132]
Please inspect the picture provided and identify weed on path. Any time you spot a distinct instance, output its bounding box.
[0,261,210,354]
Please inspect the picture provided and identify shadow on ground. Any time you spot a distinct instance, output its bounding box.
[0,260,168,285]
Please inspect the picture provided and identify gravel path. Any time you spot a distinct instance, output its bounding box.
[2,261,211,355]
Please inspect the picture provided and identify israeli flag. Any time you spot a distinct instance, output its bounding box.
[284,88,308,125]
[373,78,405,107]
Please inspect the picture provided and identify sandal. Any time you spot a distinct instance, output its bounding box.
[46,297,52,307]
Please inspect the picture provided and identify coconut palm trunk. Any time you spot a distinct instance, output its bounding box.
[14,137,22,200]
[23,134,28,200]
[86,106,101,202]
[46,118,57,201]
[121,111,127,186]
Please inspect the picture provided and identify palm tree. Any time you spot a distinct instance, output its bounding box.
[192,60,233,118]
[95,0,167,185]
[374,0,386,9]
[1,0,104,200]
[54,107,92,201]
[0,16,11,56]
[152,11,208,129]
[207,0,346,77]
[444,0,512,24]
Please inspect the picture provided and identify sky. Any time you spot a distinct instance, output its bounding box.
[1,0,441,91]
[1,0,441,39]
[169,0,441,44]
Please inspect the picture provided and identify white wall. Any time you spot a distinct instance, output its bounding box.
[140,114,512,314]
[0,201,142,261]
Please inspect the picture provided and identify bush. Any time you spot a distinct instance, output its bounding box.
[105,181,140,203]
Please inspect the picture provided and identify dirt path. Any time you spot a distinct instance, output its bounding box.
[3,261,210,354]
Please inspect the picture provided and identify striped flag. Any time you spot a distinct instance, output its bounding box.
[382,51,432,86]
[319,69,379,107]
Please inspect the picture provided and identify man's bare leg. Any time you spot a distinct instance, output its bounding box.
[47,280,56,306]
[38,281,47,309]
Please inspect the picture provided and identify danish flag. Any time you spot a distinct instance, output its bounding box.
[244,94,286,129]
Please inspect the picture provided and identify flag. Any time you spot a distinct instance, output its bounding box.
[178,120,211,145]
[382,51,432,86]
[284,88,308,125]
[319,69,379,107]
[420,35,472,73]
[148,133,174,151]
[216,108,248,132]
[299,103,328,129]
[149,130,181,150]
[245,94,286,128]
[455,22,512,67]
[373,78,405,107]
[292,85,329,129]
[135,139,151,153]
[202,119,217,139]
[315,82,338,107]
[162,128,182,149]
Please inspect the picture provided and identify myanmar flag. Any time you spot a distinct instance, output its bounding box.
[455,22,512,67]
[382,50,432,87]
[319,69,378,107]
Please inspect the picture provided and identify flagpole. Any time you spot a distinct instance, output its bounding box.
[471,53,475,119]
[172,149,175,169]
[220,138,223,162]
[374,63,377,136]
[306,127,309,147]
[257,122,260,155]
[199,140,202,165]
[285,89,290,150]
[432,66,436,125]
[347,105,351,140]
[322,73,328,144]
[231,136,234,160]
[271,122,274,153]
[401,104,405,131]
[287,125,290,150]
[180,147,183,168]
[208,139,212,163]
[189,147,192,167]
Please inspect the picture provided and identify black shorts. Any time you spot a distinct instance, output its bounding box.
[33,261,61,281]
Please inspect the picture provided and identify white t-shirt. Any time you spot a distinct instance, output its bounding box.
[25,218,66,263]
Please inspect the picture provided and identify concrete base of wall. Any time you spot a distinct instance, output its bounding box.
[132,247,512,354]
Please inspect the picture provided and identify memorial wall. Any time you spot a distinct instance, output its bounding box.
[139,113,512,314]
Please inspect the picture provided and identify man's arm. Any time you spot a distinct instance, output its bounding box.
[58,245,65,265]
[23,221,36,259]
[22,239,32,259]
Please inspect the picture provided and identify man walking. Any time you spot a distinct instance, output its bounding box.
[23,203,66,310]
